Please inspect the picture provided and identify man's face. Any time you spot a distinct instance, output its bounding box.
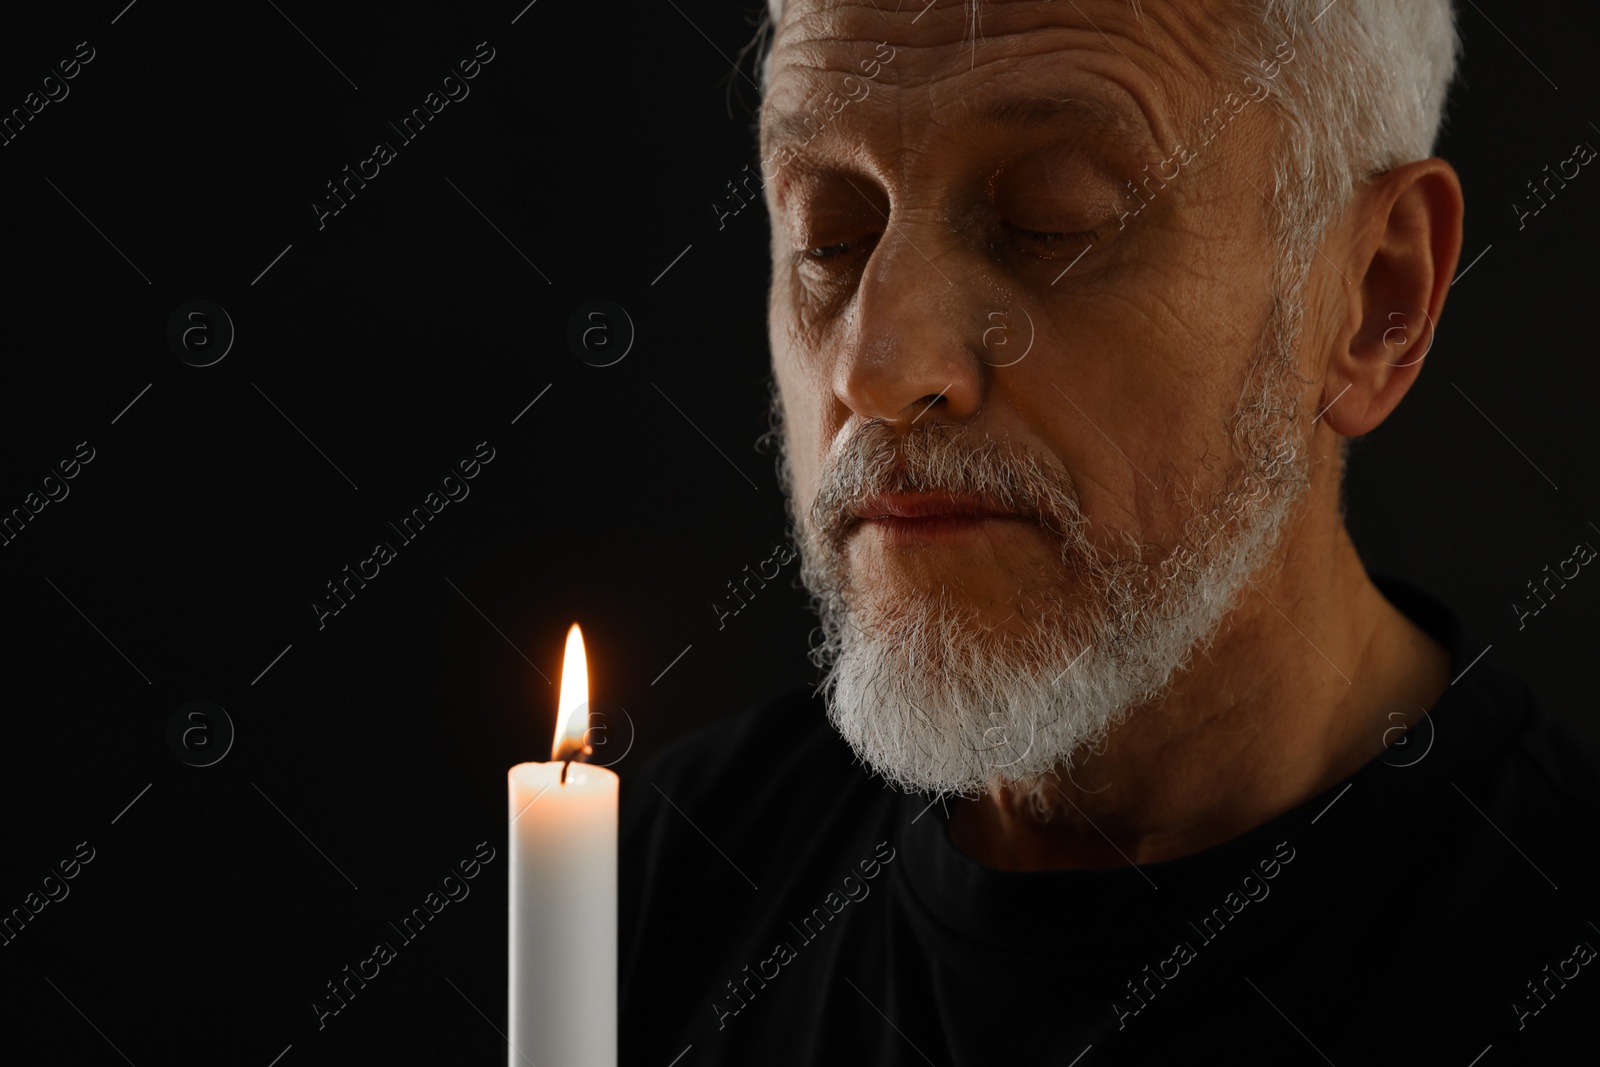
[763,0,1331,798]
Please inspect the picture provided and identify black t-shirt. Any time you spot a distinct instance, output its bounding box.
[620,578,1600,1065]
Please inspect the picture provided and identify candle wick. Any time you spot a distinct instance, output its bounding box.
[560,759,571,785]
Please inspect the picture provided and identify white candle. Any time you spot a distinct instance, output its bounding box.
[508,623,617,1067]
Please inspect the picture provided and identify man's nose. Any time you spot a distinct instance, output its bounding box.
[832,223,985,427]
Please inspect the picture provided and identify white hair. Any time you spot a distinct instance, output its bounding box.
[754,0,1460,249]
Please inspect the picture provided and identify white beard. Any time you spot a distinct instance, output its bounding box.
[779,283,1316,817]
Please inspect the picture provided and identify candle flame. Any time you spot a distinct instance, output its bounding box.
[552,623,590,762]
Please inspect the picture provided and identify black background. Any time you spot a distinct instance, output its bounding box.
[0,1,1593,1063]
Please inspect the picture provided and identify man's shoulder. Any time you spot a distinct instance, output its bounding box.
[1378,573,1600,824]
[1504,678,1600,825]
[1438,654,1600,910]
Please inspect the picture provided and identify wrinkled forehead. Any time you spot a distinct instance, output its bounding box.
[762,0,1241,157]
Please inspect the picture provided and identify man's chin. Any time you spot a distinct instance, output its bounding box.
[843,535,1080,614]
[825,687,1113,806]
[838,565,1104,649]
[842,588,1046,657]
[815,589,1111,785]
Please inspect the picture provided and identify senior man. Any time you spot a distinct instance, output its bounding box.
[620,1,1600,1063]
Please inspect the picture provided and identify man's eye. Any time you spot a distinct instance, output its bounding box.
[799,223,1097,266]
[1002,221,1100,259]
[806,241,856,260]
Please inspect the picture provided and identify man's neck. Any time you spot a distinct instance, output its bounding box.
[946,523,1452,872]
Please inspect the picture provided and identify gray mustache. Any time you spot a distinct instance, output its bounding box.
[808,422,1088,548]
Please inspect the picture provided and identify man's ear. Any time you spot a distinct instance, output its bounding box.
[1319,158,1464,437]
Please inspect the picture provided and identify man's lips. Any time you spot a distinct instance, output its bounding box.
[838,489,1049,547]
[856,492,1025,521]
